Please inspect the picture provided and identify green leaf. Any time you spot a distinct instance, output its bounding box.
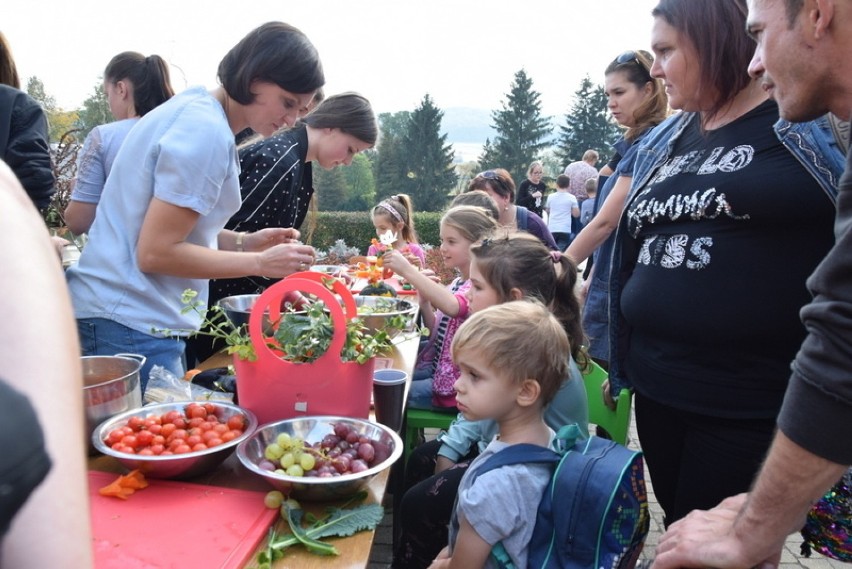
[302,503,385,539]
[285,507,339,556]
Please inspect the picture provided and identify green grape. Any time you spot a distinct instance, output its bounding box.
[264,443,284,461]
[279,452,296,469]
[285,464,304,477]
[299,453,316,471]
[263,490,284,509]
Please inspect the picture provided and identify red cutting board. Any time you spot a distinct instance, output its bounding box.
[88,470,278,569]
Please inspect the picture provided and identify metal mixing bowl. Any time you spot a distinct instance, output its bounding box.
[353,295,418,336]
[236,416,403,500]
[309,264,348,277]
[217,294,263,330]
[91,401,257,479]
[83,354,144,454]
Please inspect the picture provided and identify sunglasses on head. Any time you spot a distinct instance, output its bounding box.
[476,170,500,180]
[615,50,652,81]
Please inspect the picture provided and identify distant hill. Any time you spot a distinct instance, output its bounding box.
[439,107,497,143]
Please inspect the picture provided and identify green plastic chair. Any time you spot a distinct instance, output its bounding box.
[581,360,632,446]
[402,407,457,464]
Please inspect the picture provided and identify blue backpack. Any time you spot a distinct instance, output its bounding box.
[470,424,649,569]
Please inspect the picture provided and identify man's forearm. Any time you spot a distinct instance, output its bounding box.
[734,431,847,552]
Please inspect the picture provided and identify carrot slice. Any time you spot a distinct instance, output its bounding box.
[98,469,149,499]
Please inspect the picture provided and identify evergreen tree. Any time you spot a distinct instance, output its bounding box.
[477,138,498,170]
[314,165,348,211]
[556,76,621,168]
[76,82,112,139]
[488,69,552,185]
[374,111,411,201]
[340,153,376,212]
[398,94,457,212]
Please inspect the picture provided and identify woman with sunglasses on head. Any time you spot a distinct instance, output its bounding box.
[564,49,669,370]
[606,0,845,527]
[66,22,324,392]
[466,168,558,250]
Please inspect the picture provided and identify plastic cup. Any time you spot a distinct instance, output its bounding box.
[372,369,408,432]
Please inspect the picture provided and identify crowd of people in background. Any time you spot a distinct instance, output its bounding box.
[2,0,852,565]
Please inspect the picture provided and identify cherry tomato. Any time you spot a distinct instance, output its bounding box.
[227,415,246,431]
[127,416,147,431]
[186,403,207,420]
[136,430,154,447]
[162,410,182,425]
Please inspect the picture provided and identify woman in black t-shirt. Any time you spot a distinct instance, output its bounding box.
[611,0,841,527]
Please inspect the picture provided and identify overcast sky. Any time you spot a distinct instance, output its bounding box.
[6,0,659,118]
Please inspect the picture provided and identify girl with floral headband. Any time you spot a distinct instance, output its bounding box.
[368,194,426,267]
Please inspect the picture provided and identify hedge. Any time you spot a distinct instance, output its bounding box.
[303,211,443,254]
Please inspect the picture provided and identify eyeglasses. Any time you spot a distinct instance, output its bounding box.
[615,50,652,81]
[476,170,500,180]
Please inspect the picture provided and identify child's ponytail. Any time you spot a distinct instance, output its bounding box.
[470,232,588,368]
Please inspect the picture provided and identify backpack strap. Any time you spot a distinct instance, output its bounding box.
[469,440,567,569]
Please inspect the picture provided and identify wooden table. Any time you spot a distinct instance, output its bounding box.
[88,332,419,569]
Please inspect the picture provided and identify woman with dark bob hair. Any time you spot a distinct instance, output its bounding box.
[189,92,379,363]
[67,22,324,392]
[606,0,846,526]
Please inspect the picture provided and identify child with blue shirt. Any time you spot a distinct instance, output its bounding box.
[429,300,569,569]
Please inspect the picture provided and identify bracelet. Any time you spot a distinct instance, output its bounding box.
[235,231,246,252]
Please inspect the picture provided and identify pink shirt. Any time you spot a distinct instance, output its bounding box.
[415,278,471,408]
[563,160,598,200]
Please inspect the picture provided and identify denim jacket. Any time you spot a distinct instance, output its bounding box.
[606,110,845,397]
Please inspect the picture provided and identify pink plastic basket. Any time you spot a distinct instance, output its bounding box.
[234,272,374,425]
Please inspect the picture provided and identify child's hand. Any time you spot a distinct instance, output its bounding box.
[419,268,441,284]
[382,249,414,277]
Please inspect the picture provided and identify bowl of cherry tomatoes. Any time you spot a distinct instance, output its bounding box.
[236,416,403,501]
[92,401,257,479]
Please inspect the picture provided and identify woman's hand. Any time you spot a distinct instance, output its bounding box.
[427,547,451,569]
[602,378,617,411]
[245,227,301,251]
[255,242,316,278]
[580,277,591,302]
